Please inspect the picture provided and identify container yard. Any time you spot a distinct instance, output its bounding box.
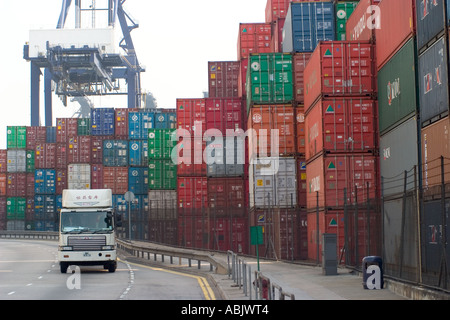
[1,0,450,294]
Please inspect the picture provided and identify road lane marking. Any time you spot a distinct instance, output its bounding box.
[119,258,216,300]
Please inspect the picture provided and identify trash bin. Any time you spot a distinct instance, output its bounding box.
[362,256,384,289]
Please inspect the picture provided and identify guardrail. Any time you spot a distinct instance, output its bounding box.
[227,251,296,300]
[0,231,59,241]
[116,239,228,275]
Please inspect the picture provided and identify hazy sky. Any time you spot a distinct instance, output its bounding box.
[0,0,267,149]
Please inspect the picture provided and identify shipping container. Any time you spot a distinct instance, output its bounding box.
[6,173,27,197]
[46,127,56,143]
[207,177,246,217]
[249,157,297,208]
[7,126,26,149]
[375,0,416,70]
[380,116,419,197]
[128,167,148,195]
[103,167,128,194]
[177,176,208,210]
[248,104,296,158]
[205,143,246,177]
[237,23,272,60]
[345,0,380,41]
[149,190,177,214]
[293,52,313,103]
[0,174,6,196]
[0,150,6,173]
[238,58,249,98]
[148,129,176,160]
[90,164,103,190]
[282,1,335,53]
[418,35,449,127]
[148,219,178,245]
[335,1,359,40]
[271,16,286,53]
[378,38,418,134]
[103,140,128,167]
[295,106,306,155]
[148,160,177,190]
[35,143,56,169]
[304,41,376,110]
[77,118,91,136]
[6,197,26,220]
[56,118,78,143]
[55,169,67,194]
[297,157,307,208]
[114,108,139,139]
[205,98,244,133]
[305,97,377,160]
[67,136,91,164]
[178,214,210,249]
[417,0,450,51]
[91,136,113,164]
[208,61,240,98]
[26,126,47,150]
[91,108,115,136]
[34,169,56,195]
[26,150,34,173]
[128,111,155,140]
[175,138,207,176]
[421,116,450,190]
[265,0,290,23]
[246,53,294,107]
[25,173,34,198]
[67,164,90,189]
[210,216,248,254]
[306,154,378,209]
[55,143,68,169]
[7,149,26,173]
[154,109,177,129]
[129,140,148,166]
[34,195,56,220]
[176,98,206,135]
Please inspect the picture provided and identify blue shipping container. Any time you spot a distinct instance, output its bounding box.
[416,0,450,51]
[46,127,56,143]
[282,1,335,53]
[153,110,177,129]
[129,140,148,166]
[35,169,56,194]
[34,194,56,220]
[103,140,128,167]
[129,112,155,139]
[91,108,115,136]
[128,167,149,195]
[113,194,148,220]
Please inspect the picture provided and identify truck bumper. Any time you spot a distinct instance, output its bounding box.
[58,250,117,265]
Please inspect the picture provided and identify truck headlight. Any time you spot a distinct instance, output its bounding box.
[60,246,73,251]
[102,245,115,250]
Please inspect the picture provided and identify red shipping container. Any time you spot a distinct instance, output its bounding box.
[177,177,208,210]
[210,216,248,254]
[0,150,7,173]
[295,106,306,155]
[205,98,244,133]
[271,18,285,53]
[26,197,34,221]
[103,167,128,194]
[207,177,246,217]
[176,138,207,176]
[0,197,6,230]
[265,0,290,22]
[208,61,240,98]
[247,104,296,158]
[304,41,376,110]
[35,143,56,169]
[237,23,272,60]
[176,98,206,135]
[67,136,91,163]
[297,157,307,208]
[91,164,104,190]
[178,214,210,249]
[26,126,47,150]
[55,143,68,169]
[345,0,381,42]
[293,52,313,103]
[238,58,249,98]
[55,169,67,194]
[91,136,113,164]
[7,173,27,197]
[115,108,139,139]
[56,118,78,143]
[0,173,6,196]
[26,173,34,196]
[305,97,377,160]
[306,154,379,209]
[375,0,416,70]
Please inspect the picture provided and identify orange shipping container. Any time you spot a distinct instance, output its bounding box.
[293,53,313,103]
[295,106,305,155]
[237,23,272,60]
[247,104,296,158]
[0,173,6,196]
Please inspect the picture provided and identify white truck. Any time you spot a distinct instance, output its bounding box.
[58,189,118,273]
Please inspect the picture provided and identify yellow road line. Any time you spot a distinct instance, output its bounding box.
[118,258,216,300]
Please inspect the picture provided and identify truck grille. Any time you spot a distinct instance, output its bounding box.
[68,236,106,251]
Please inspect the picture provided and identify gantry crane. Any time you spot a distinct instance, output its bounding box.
[23,0,144,126]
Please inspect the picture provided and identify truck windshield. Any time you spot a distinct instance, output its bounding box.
[61,211,113,233]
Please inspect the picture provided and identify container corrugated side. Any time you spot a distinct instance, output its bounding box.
[335,1,359,40]
[91,108,115,136]
[416,0,450,52]
[148,160,177,190]
[208,61,240,98]
[293,53,312,104]
[207,177,246,217]
[237,23,272,60]
[176,98,206,135]
[345,0,380,41]
[418,35,449,127]
[177,176,208,211]
[377,38,418,134]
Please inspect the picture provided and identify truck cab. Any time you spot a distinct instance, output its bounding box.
[58,189,118,273]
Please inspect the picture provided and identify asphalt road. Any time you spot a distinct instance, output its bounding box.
[0,239,217,300]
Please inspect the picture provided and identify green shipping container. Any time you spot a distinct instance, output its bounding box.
[77,118,91,135]
[246,53,293,112]
[26,150,35,173]
[335,1,358,40]
[377,38,418,134]
[148,129,176,160]
[6,197,26,220]
[148,160,177,190]
[7,126,27,149]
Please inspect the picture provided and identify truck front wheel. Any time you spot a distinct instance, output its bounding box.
[60,263,69,274]
[107,261,117,273]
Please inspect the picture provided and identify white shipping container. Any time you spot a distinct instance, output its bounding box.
[68,164,91,190]
[149,190,177,210]
[249,157,297,208]
[7,150,26,173]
